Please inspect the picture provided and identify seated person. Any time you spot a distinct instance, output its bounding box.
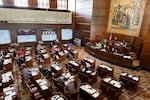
[18,56,25,64]
[22,68,32,79]
[18,48,24,57]
[39,67,51,79]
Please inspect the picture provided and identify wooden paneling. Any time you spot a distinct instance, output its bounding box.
[28,0,37,7]
[91,25,108,39]
[141,41,150,53]
[0,23,72,47]
[75,16,91,23]
[83,31,90,38]
[95,33,109,41]
[50,0,57,8]
[90,0,110,40]
[140,53,150,70]
[74,0,93,45]
[93,9,109,17]
[133,37,143,57]
[92,17,108,25]
[139,0,150,69]
[111,34,132,43]
[76,23,90,31]
[93,0,110,8]
[2,0,14,5]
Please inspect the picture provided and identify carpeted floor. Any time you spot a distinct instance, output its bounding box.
[12,46,150,100]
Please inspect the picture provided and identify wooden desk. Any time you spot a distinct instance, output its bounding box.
[100,77,122,99]
[40,49,47,54]
[68,61,81,73]
[25,56,33,67]
[53,72,76,93]
[80,84,103,100]
[119,72,140,90]
[25,50,32,56]
[83,57,96,68]
[112,53,123,64]
[2,71,14,88]
[122,56,133,66]
[4,53,12,59]
[3,58,13,71]
[36,78,52,98]
[58,51,66,61]
[78,69,97,83]
[51,64,63,77]
[97,64,114,77]
[29,68,41,81]
[70,50,78,59]
[50,94,67,100]
[3,85,17,100]
[42,54,50,64]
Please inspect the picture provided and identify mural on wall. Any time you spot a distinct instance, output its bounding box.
[107,0,146,37]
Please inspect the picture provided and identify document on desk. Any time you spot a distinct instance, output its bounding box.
[132,77,139,81]
[25,56,32,61]
[52,65,61,71]
[40,80,48,86]
[114,83,121,88]
[2,71,13,83]
[41,85,48,90]
[43,54,49,58]
[90,88,97,94]
[5,95,12,100]
[120,72,127,76]
[92,92,100,98]
[58,52,64,56]
[31,71,38,76]
[80,85,91,92]
[103,77,111,83]
[84,58,94,63]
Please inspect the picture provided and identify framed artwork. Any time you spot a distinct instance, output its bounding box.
[107,0,146,37]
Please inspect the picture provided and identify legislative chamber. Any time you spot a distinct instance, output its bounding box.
[0,0,150,100]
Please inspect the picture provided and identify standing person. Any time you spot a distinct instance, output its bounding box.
[36,44,42,54]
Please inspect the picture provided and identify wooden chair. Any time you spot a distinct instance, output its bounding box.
[0,93,4,100]
[78,72,88,82]
[88,74,97,83]
[53,78,65,93]
[119,76,128,87]
[67,91,79,100]
[108,87,121,100]
[100,82,108,94]
[127,80,139,90]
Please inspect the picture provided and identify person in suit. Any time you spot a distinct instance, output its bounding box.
[22,68,32,79]
[65,81,78,100]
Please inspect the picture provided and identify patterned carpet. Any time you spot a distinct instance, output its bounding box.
[13,46,150,100]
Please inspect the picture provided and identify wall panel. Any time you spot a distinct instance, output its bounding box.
[139,0,150,70]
